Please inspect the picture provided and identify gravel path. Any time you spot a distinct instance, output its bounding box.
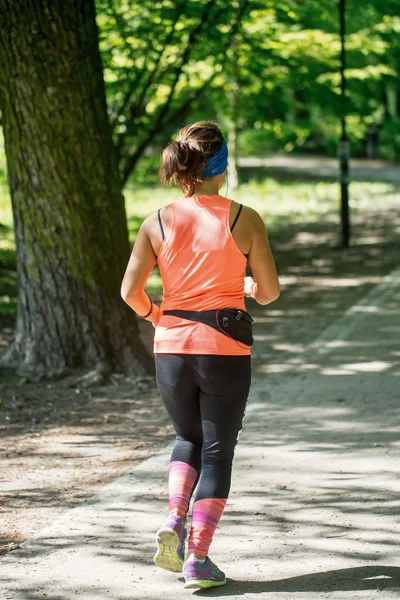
[1,267,399,599]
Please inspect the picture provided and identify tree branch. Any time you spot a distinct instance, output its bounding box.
[163,0,250,132]
[106,0,155,125]
[120,0,218,183]
[114,0,189,151]
[120,0,250,185]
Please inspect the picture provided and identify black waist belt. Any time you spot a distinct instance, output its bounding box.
[163,308,254,347]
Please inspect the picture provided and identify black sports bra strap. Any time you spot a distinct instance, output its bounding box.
[230,203,243,233]
[158,208,165,241]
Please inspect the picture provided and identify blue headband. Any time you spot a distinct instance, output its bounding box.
[203,139,228,178]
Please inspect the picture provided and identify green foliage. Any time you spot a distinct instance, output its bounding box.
[238,121,320,156]
[94,0,400,175]
[128,153,162,188]
[238,128,278,156]
[2,1,399,201]
[96,0,251,184]
[380,118,400,161]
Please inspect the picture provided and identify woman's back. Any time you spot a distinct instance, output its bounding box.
[121,118,280,336]
[154,195,250,355]
[158,195,247,312]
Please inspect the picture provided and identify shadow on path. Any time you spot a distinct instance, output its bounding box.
[191,566,400,596]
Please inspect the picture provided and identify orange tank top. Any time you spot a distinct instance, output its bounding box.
[154,195,250,355]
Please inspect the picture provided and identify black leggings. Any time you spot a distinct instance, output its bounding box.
[155,354,251,502]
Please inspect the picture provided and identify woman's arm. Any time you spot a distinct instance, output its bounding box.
[245,208,280,305]
[120,215,161,325]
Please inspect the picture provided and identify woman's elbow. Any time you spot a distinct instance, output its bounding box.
[256,284,280,305]
[120,283,138,303]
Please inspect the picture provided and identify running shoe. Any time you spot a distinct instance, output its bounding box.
[154,514,187,573]
[183,556,227,589]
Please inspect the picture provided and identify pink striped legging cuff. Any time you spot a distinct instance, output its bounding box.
[188,497,227,556]
[168,461,198,519]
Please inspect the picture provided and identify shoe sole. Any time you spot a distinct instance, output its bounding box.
[184,578,227,589]
[154,528,183,573]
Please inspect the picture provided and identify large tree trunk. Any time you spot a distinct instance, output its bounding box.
[0,0,152,377]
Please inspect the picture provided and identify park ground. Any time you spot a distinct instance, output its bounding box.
[0,171,399,596]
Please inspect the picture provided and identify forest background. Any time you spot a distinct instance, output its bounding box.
[1,0,400,192]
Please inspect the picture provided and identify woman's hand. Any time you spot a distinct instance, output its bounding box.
[244,276,256,298]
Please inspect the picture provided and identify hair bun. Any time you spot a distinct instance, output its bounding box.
[160,120,223,196]
[172,141,188,171]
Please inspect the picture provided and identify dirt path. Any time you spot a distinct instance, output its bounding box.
[1,261,399,599]
[238,155,400,182]
[1,205,399,558]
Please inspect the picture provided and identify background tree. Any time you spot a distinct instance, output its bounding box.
[97,0,251,185]
[97,0,399,187]
[0,0,152,377]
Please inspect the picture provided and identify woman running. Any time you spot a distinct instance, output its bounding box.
[121,121,280,589]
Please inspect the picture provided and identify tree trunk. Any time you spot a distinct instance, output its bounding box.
[227,119,239,192]
[226,1,240,192]
[0,0,152,377]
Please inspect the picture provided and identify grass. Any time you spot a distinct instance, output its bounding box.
[124,178,400,235]
[1,177,400,312]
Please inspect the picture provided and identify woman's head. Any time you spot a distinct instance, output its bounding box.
[160,121,227,196]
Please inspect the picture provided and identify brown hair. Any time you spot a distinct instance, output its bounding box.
[159,121,224,196]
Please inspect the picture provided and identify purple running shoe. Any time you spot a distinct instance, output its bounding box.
[154,514,187,573]
[183,556,227,589]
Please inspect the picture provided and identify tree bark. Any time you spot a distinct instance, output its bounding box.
[226,1,240,192]
[0,0,152,377]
